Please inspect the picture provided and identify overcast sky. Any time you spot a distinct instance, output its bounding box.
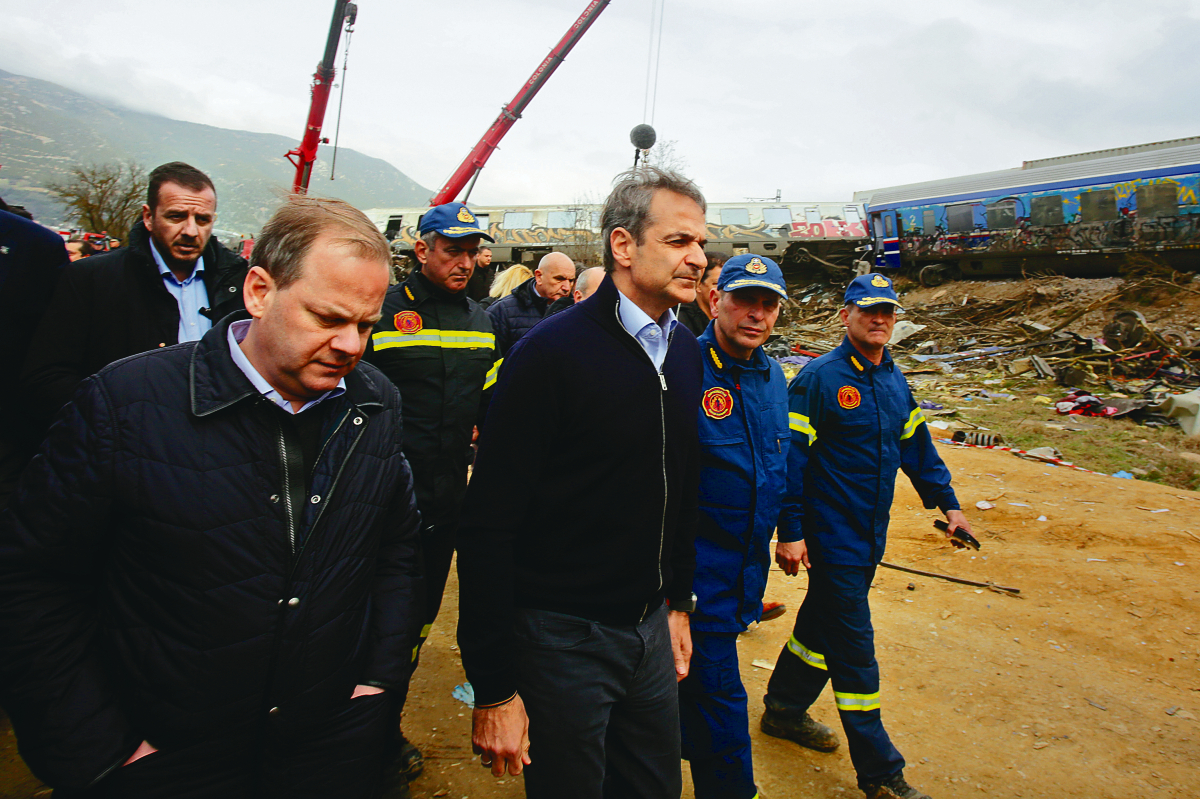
[4,0,1200,207]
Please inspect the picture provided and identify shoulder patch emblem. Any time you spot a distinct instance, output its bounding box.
[457,207,475,223]
[702,387,734,420]
[837,385,861,410]
[871,274,889,287]
[394,310,423,334]
[746,257,768,274]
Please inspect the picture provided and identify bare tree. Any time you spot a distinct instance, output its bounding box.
[642,139,688,174]
[48,161,147,241]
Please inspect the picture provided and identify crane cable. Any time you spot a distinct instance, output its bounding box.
[329,15,356,181]
[642,0,666,126]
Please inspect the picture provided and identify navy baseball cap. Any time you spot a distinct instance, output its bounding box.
[844,273,902,310]
[418,202,495,242]
[717,254,787,299]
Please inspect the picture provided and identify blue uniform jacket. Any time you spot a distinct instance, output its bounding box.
[691,326,790,632]
[780,337,959,566]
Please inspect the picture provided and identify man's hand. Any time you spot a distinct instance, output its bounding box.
[944,509,974,539]
[472,694,531,777]
[667,609,692,682]
[351,684,385,699]
[775,539,809,575]
[122,740,158,766]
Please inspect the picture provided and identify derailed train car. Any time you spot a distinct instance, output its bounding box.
[856,137,1200,285]
[362,200,870,281]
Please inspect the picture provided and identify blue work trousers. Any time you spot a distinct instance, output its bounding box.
[765,562,904,785]
[679,631,755,798]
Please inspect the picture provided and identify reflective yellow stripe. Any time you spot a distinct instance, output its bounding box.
[420,623,433,639]
[834,690,880,711]
[788,412,817,446]
[483,358,503,391]
[411,644,420,662]
[372,329,496,350]
[901,407,926,440]
[786,635,827,671]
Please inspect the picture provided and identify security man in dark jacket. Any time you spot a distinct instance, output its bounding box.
[363,202,498,780]
[761,273,973,800]
[20,162,248,436]
[486,251,574,356]
[0,197,422,796]
[679,255,790,797]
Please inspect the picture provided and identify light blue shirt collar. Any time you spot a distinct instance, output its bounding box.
[227,319,346,414]
[615,288,678,371]
[149,239,205,283]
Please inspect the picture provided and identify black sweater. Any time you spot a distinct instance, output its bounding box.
[456,274,702,706]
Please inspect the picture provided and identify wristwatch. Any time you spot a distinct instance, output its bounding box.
[668,593,698,614]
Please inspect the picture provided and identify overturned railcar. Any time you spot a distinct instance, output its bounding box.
[856,137,1200,285]
[362,200,870,281]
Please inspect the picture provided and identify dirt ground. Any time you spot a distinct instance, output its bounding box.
[3,441,1198,799]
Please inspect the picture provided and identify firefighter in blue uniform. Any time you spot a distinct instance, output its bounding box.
[761,273,974,800]
[678,254,790,797]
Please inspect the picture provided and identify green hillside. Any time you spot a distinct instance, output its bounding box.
[0,69,431,234]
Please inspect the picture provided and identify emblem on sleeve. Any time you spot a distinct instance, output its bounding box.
[746,257,768,274]
[394,310,423,334]
[871,274,889,287]
[837,385,861,409]
[702,387,734,420]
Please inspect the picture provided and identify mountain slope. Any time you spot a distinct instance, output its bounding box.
[0,69,431,234]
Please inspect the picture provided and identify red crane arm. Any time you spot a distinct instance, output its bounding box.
[429,0,610,206]
[286,0,356,195]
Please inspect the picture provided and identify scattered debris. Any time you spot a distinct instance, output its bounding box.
[751,659,776,671]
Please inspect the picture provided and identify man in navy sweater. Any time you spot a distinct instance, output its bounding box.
[457,166,707,797]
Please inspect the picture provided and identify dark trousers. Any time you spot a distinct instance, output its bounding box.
[514,605,682,798]
[679,631,755,798]
[59,692,396,798]
[765,562,905,785]
[416,519,457,649]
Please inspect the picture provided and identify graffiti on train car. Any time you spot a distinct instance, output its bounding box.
[897,175,1200,260]
[389,223,597,248]
[705,222,778,241]
[787,220,869,239]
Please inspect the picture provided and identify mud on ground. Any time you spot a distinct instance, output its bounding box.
[3,442,1198,799]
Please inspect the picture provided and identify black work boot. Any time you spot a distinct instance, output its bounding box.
[860,772,929,799]
[394,732,425,782]
[760,707,841,752]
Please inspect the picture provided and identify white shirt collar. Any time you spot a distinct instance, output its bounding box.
[227,319,346,415]
[615,288,678,339]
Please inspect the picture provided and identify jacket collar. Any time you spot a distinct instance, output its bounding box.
[128,221,239,292]
[836,336,893,375]
[407,268,469,308]
[698,325,771,374]
[190,312,387,417]
[514,276,549,310]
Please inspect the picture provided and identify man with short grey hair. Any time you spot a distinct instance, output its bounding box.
[458,166,707,796]
[545,265,604,317]
[0,196,423,796]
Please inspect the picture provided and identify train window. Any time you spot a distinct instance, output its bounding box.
[1136,183,1178,218]
[720,208,751,225]
[986,200,1017,230]
[546,210,579,229]
[1031,195,1064,226]
[1080,189,1117,222]
[922,209,937,234]
[384,216,404,240]
[884,215,894,237]
[474,214,490,231]
[947,204,975,232]
[805,207,822,224]
[502,211,534,229]
[591,211,602,228]
[762,207,792,225]
[844,206,862,223]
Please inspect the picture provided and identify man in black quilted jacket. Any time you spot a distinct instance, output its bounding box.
[0,197,423,797]
[486,250,575,356]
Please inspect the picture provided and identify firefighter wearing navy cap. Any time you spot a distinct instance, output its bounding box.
[761,273,973,800]
[363,202,499,781]
[678,254,790,797]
